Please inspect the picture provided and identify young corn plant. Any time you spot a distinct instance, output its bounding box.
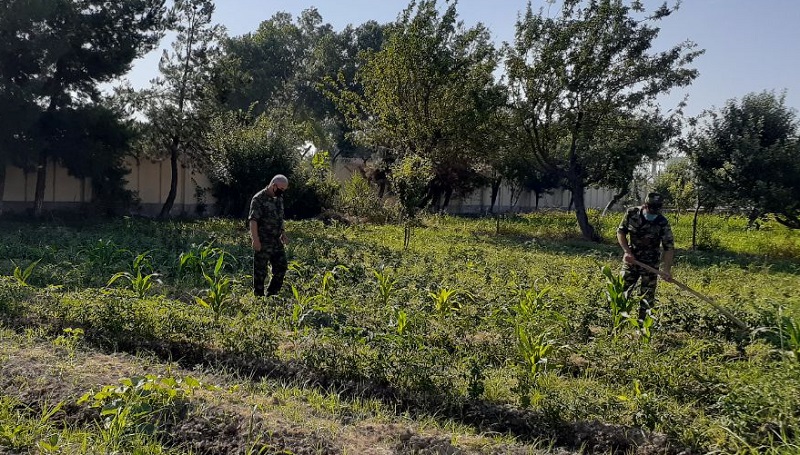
[429,287,460,317]
[514,286,552,321]
[373,268,398,307]
[602,265,650,338]
[514,325,553,407]
[290,285,320,329]
[779,315,800,362]
[107,252,161,298]
[178,240,224,281]
[195,253,234,324]
[11,259,41,286]
[394,308,409,336]
[80,239,129,268]
[319,265,349,303]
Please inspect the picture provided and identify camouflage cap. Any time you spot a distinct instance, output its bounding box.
[645,192,664,209]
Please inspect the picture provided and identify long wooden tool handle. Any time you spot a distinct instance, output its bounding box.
[631,259,749,331]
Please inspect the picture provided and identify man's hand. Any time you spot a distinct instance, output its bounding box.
[661,268,673,282]
[623,252,636,264]
[280,233,289,245]
[252,238,261,252]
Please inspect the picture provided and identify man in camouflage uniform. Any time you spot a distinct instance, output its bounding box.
[616,192,675,319]
[249,175,289,297]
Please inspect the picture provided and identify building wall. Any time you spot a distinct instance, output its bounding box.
[1,159,212,216]
[127,159,213,216]
[332,158,622,213]
[2,157,622,216]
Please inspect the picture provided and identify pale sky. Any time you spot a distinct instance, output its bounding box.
[123,0,800,117]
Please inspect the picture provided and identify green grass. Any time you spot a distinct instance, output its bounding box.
[1,211,799,454]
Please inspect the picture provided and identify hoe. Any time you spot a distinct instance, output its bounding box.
[632,259,750,332]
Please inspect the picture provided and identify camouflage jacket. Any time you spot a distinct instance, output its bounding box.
[248,189,284,248]
[617,207,674,263]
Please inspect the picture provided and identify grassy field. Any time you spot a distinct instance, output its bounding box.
[1,211,799,454]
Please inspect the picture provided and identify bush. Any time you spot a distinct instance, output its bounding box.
[205,111,301,217]
[336,172,389,222]
[283,152,339,219]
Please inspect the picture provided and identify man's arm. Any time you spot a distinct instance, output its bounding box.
[660,221,676,281]
[661,249,674,277]
[249,219,261,251]
[617,231,635,264]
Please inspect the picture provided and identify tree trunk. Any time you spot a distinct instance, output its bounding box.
[489,177,502,214]
[442,187,453,212]
[691,196,701,250]
[159,140,180,218]
[571,180,600,242]
[534,192,540,210]
[33,150,48,218]
[601,187,628,217]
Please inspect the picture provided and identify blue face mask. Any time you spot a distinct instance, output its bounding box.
[644,213,658,221]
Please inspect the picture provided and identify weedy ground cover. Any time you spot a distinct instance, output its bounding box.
[1,211,799,454]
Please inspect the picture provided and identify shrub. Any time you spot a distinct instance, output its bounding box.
[337,172,388,222]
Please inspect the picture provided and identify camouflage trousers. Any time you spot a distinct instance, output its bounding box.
[621,260,659,319]
[253,247,288,297]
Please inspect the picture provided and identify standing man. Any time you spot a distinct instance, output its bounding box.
[616,192,675,320]
[249,175,289,297]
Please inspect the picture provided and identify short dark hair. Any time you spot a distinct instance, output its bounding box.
[645,192,663,209]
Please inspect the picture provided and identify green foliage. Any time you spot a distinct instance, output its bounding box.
[428,287,460,317]
[220,9,386,159]
[686,90,800,228]
[337,172,388,222]
[205,110,302,217]
[177,240,224,280]
[513,326,553,407]
[11,259,40,286]
[195,253,234,323]
[372,268,398,307]
[52,327,85,358]
[78,374,204,451]
[391,154,435,248]
[601,265,653,341]
[80,239,130,269]
[0,0,167,215]
[390,154,434,221]
[284,151,340,219]
[107,252,161,298]
[505,0,702,240]
[130,0,225,218]
[1,214,800,452]
[778,315,800,362]
[0,398,65,452]
[329,0,502,203]
[652,158,700,213]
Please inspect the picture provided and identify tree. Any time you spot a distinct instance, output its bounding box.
[595,109,679,214]
[651,156,716,249]
[329,0,502,210]
[389,154,434,248]
[506,0,702,240]
[652,157,697,216]
[686,91,800,228]
[135,0,225,218]
[220,10,387,160]
[0,0,167,216]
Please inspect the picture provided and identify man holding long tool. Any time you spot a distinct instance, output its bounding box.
[617,192,675,320]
